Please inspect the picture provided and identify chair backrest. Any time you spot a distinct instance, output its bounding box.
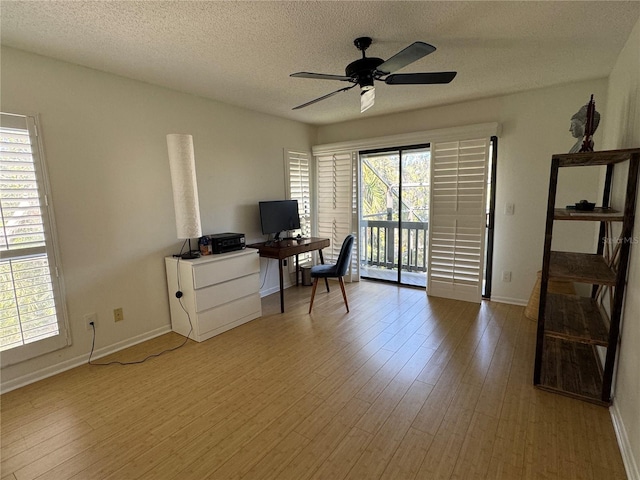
[335,235,355,277]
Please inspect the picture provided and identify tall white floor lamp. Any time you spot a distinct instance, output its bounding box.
[166,134,202,259]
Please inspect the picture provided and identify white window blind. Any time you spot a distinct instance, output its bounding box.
[1,112,69,366]
[285,149,312,269]
[284,149,311,238]
[316,151,358,281]
[427,138,489,303]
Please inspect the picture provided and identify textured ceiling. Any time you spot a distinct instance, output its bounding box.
[2,1,639,126]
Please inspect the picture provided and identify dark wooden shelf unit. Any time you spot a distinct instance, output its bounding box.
[534,148,640,405]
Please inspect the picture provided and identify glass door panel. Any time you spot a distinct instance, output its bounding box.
[399,147,430,287]
[360,146,429,287]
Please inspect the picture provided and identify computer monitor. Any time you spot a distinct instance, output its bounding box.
[258,200,301,240]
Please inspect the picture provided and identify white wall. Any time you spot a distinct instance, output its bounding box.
[0,47,316,389]
[601,17,640,480]
[317,79,609,304]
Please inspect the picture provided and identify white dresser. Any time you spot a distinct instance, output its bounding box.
[165,249,262,342]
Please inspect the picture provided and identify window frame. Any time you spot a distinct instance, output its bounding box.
[284,149,313,268]
[1,112,71,367]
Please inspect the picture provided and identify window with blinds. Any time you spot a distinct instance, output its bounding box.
[315,151,358,281]
[285,149,312,267]
[284,149,311,237]
[1,112,69,366]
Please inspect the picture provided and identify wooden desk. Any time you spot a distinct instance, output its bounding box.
[247,237,330,313]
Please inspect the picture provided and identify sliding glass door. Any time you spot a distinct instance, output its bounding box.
[359,145,430,287]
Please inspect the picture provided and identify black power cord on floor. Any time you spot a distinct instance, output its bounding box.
[88,246,194,366]
[87,320,191,366]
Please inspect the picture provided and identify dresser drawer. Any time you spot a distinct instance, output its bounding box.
[194,273,259,312]
[192,251,259,288]
[197,294,261,338]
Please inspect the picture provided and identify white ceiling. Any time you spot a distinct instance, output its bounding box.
[2,1,639,126]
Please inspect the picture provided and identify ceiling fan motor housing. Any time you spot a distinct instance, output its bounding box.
[346,57,384,87]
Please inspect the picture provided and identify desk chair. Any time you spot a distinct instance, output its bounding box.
[308,235,355,313]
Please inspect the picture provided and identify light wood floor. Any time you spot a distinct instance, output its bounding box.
[1,281,627,479]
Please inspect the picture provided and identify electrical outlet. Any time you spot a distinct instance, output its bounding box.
[84,313,97,331]
[502,270,512,282]
[114,307,124,322]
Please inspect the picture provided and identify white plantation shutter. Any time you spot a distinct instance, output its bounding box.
[427,138,489,302]
[284,149,311,238]
[285,149,312,269]
[1,112,69,366]
[316,151,358,281]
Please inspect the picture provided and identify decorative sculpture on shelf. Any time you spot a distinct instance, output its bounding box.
[569,95,600,153]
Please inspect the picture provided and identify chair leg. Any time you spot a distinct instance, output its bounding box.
[309,278,319,313]
[338,277,349,313]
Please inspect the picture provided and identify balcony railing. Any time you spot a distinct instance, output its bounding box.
[360,220,428,273]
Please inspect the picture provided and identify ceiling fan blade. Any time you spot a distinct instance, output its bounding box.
[385,71,457,85]
[376,42,436,75]
[290,72,353,81]
[292,84,357,110]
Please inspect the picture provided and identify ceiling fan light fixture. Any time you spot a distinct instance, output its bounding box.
[360,86,375,113]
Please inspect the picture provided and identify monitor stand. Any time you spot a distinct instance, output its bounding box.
[274,231,298,241]
[265,232,282,247]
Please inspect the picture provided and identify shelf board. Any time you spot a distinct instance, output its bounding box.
[552,148,640,167]
[544,294,609,346]
[538,337,607,405]
[549,251,617,285]
[554,207,623,221]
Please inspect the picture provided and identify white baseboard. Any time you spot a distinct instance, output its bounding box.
[259,285,283,297]
[489,295,528,306]
[611,402,640,480]
[0,326,172,394]
[259,280,296,298]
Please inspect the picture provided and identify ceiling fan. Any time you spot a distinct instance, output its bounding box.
[290,37,457,113]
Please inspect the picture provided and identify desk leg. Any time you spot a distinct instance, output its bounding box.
[278,259,285,313]
[295,254,299,286]
[318,249,330,292]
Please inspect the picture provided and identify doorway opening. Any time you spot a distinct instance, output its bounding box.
[359,145,430,287]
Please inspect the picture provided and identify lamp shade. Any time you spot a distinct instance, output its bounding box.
[166,134,202,239]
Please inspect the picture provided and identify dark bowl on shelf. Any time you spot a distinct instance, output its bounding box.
[575,200,596,211]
